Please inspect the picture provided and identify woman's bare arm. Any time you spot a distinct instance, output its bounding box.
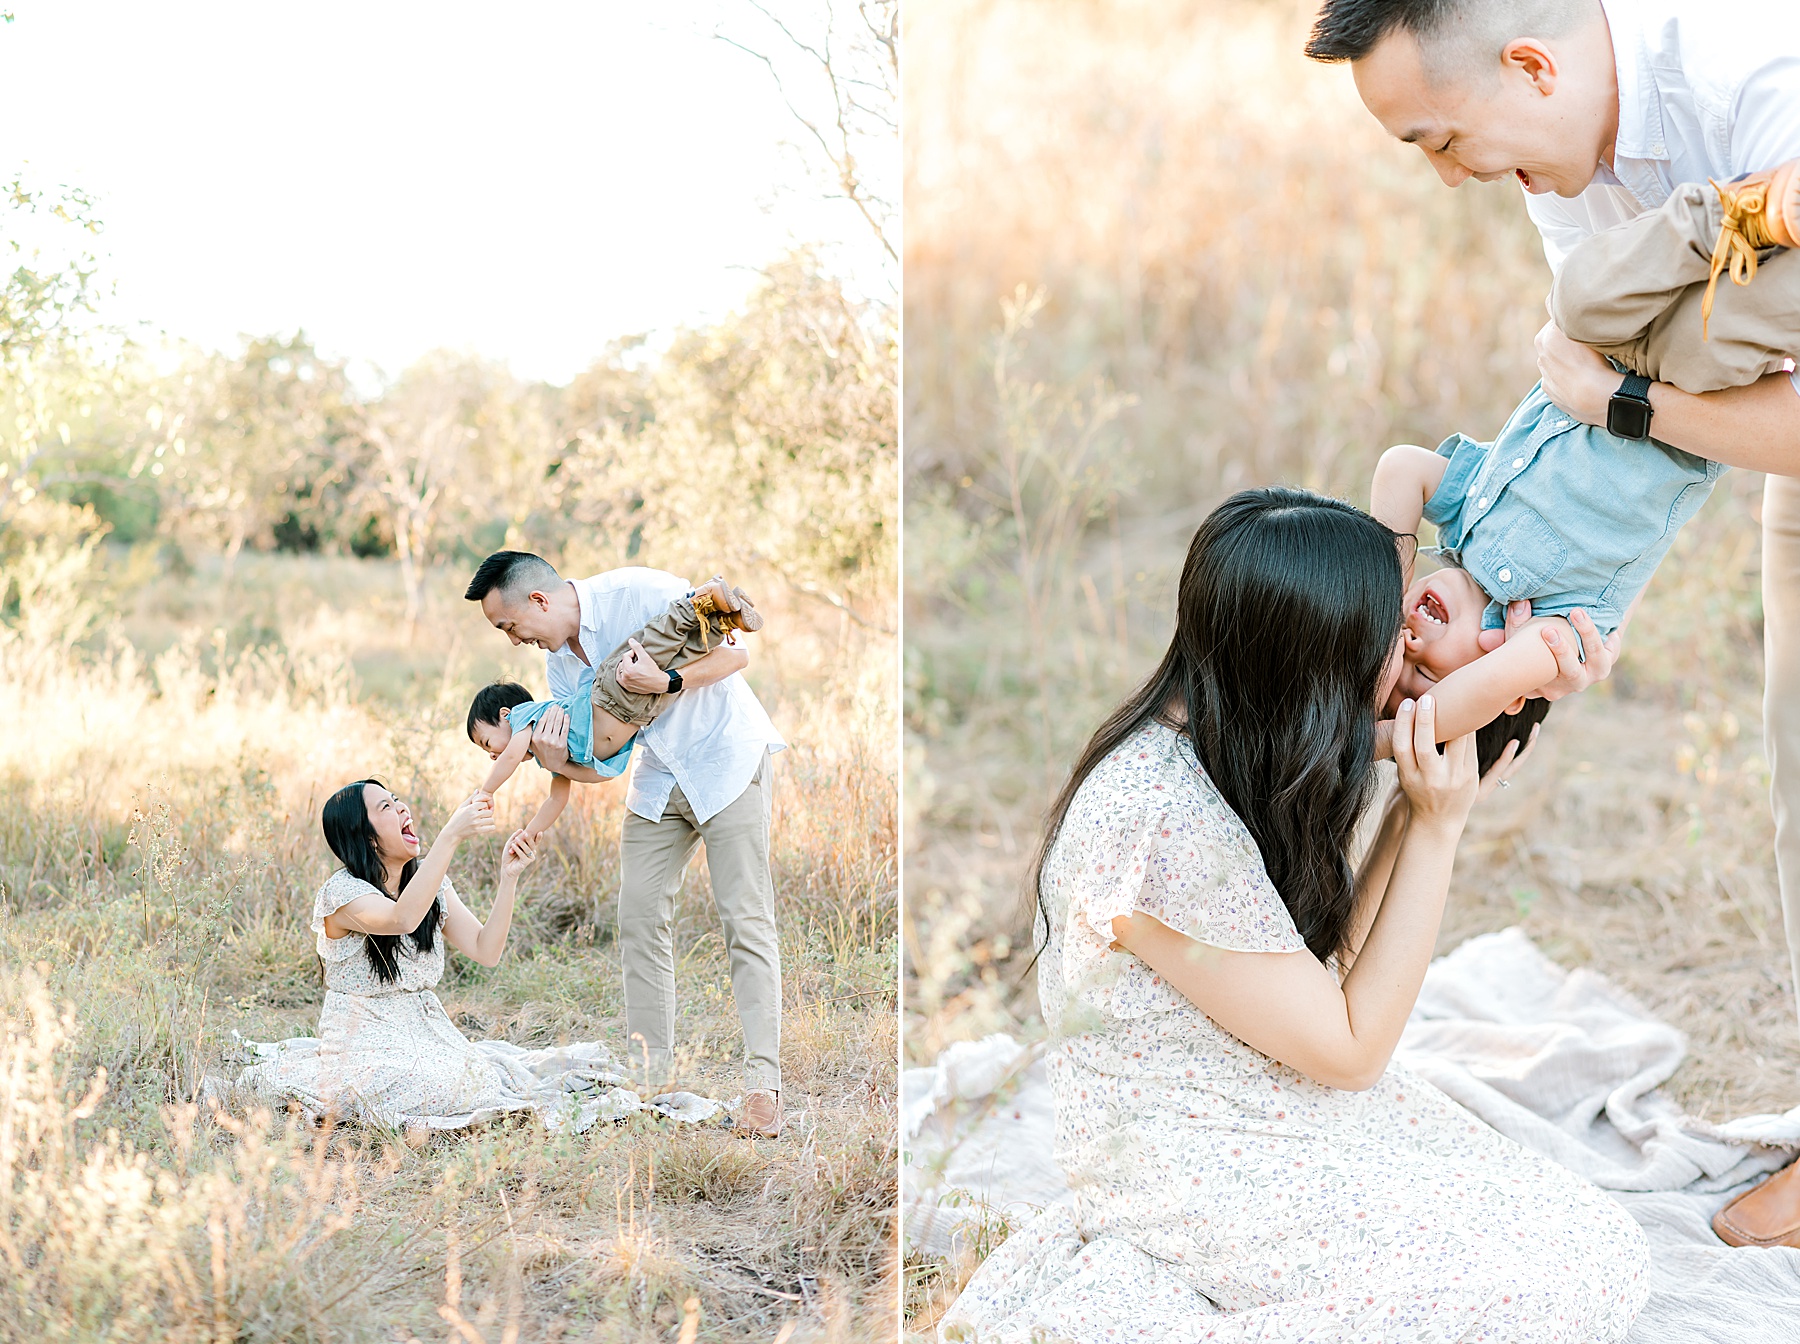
[327,795,493,938]
[439,830,536,966]
[1341,784,1410,971]
[1112,697,1479,1091]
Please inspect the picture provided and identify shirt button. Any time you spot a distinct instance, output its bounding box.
[1511,458,1524,469]
[1478,497,1489,509]
[1498,568,1512,582]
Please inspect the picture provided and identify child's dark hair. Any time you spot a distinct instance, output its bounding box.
[466,681,534,741]
[1476,696,1552,778]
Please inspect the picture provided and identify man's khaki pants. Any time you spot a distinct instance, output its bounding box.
[1767,476,1800,1029]
[617,751,781,1091]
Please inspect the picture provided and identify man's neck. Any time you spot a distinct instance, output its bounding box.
[552,580,589,664]
[1594,3,1622,171]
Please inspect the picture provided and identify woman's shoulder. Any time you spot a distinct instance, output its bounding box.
[1056,722,1196,846]
[315,868,381,921]
[1077,720,1205,807]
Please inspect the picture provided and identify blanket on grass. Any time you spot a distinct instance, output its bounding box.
[904,928,1800,1343]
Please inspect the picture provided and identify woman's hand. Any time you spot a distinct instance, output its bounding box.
[438,792,497,845]
[500,828,538,880]
[1390,695,1478,830]
[1535,320,1618,427]
[1476,722,1541,804]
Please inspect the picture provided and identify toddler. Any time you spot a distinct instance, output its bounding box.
[1371,161,1800,749]
[465,575,762,838]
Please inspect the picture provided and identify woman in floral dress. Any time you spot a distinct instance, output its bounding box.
[942,488,1649,1342]
[229,780,681,1133]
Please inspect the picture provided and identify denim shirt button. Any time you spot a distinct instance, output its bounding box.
[1511,458,1524,469]
[1498,568,1512,583]
[1478,497,1489,510]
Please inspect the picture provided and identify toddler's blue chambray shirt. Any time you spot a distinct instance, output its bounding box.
[508,674,634,779]
[1421,381,1725,635]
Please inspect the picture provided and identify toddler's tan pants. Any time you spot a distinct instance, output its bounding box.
[591,596,737,727]
[1550,180,1799,393]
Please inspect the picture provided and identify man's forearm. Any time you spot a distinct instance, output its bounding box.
[672,645,748,690]
[1647,372,1800,472]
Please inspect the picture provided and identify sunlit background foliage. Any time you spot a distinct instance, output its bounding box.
[0,3,899,1340]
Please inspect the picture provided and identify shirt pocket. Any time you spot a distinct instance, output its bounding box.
[1472,506,1567,601]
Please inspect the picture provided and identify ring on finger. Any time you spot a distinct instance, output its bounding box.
[1499,779,1511,789]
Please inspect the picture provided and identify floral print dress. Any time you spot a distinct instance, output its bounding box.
[941,722,1649,1343]
[227,870,673,1132]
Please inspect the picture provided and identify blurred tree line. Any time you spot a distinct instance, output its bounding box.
[4,0,897,642]
[1,217,895,635]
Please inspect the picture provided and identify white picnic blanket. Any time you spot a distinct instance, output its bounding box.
[905,928,1800,1343]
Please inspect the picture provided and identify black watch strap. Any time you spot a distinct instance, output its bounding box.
[664,666,683,693]
[1607,372,1655,440]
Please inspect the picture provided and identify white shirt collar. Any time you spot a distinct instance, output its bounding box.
[562,579,597,662]
[1601,0,1669,164]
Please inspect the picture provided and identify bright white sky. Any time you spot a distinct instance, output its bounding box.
[0,1,882,384]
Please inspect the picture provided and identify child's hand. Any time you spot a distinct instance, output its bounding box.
[473,788,494,804]
[501,829,538,878]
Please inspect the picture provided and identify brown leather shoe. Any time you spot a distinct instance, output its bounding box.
[690,575,764,649]
[1704,160,1800,336]
[1713,1158,1800,1247]
[736,1088,781,1138]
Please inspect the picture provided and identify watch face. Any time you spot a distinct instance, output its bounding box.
[1607,396,1652,441]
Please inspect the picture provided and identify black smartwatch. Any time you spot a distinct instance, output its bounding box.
[664,667,684,693]
[1606,372,1654,441]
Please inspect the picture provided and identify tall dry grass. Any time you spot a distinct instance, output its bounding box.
[0,550,897,1341]
[903,0,1780,1323]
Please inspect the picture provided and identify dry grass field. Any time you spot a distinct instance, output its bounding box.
[903,0,1789,1326]
[0,548,897,1342]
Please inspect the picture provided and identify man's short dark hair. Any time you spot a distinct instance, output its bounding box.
[466,681,534,741]
[1306,0,1587,71]
[464,550,560,604]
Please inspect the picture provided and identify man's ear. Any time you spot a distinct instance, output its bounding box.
[528,588,551,611]
[1502,37,1558,95]
[1503,695,1528,715]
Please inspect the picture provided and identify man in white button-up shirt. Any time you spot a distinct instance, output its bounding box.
[1313,0,1800,1243]
[465,551,789,1136]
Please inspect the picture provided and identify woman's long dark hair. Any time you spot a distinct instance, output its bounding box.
[1027,488,1406,965]
[321,779,442,984]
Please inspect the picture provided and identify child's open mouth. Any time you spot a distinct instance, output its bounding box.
[1516,168,1533,190]
[1415,591,1450,627]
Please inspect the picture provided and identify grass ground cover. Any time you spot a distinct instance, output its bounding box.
[0,549,897,1342]
[903,0,1788,1329]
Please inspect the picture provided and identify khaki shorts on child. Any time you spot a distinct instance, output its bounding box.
[1550,180,1800,394]
[590,596,742,727]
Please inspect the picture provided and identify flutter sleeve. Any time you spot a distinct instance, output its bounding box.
[1140,770,1308,956]
[1054,727,1305,1022]
[312,869,381,963]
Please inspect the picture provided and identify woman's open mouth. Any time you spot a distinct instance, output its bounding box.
[1414,591,1450,627]
[1516,168,1533,190]
[401,821,418,844]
